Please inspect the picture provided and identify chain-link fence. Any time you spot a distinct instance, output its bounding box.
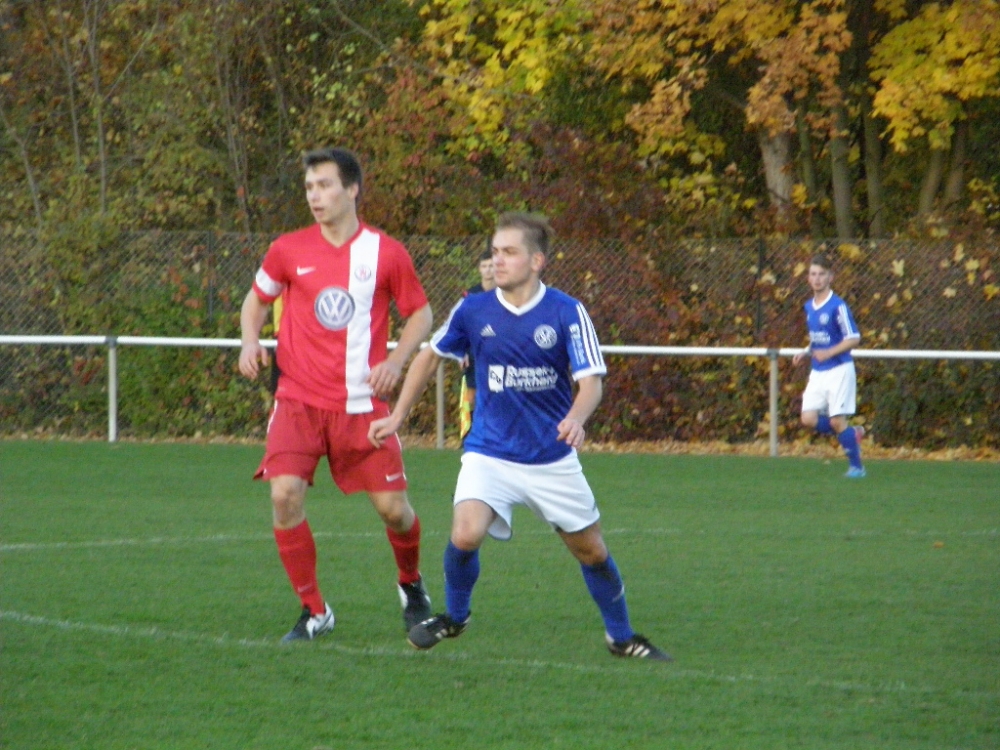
[2,231,998,447]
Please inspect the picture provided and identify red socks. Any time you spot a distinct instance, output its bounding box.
[275,516,422,611]
[386,515,422,585]
[274,521,325,615]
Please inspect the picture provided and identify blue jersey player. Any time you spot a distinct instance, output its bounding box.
[792,254,866,477]
[369,212,671,661]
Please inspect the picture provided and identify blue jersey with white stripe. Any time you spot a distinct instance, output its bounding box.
[805,291,860,371]
[431,283,606,464]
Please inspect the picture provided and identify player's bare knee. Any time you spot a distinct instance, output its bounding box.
[562,528,608,565]
[371,493,413,531]
[270,484,298,506]
[450,518,486,551]
[378,505,409,531]
[449,530,482,551]
[271,498,305,528]
[269,481,306,527]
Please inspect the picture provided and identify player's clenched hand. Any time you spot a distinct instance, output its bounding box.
[239,342,270,379]
[557,417,586,449]
[368,360,403,398]
[368,415,402,448]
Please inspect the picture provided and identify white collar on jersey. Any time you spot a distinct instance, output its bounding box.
[496,282,546,316]
[810,289,834,309]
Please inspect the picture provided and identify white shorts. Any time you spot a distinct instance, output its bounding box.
[454,451,600,541]
[801,362,857,417]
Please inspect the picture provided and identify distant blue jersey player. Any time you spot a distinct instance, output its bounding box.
[369,211,671,661]
[792,254,866,477]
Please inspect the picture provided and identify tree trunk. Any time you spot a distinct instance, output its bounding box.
[943,118,968,208]
[84,0,108,215]
[39,10,85,170]
[212,22,253,234]
[253,22,290,164]
[796,112,818,198]
[861,93,887,237]
[796,110,826,236]
[918,148,946,216]
[0,102,44,229]
[829,106,855,240]
[758,129,794,214]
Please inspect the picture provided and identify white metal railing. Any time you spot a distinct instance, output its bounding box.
[1,335,998,453]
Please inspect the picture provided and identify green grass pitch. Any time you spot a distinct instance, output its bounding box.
[1,440,997,749]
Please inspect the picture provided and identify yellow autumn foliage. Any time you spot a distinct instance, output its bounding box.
[869,0,1000,152]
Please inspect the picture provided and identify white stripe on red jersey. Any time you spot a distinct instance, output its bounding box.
[252,223,427,413]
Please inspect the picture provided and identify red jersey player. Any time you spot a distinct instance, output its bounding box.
[239,147,433,642]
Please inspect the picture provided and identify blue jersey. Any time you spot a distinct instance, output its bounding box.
[805,291,860,371]
[431,283,606,464]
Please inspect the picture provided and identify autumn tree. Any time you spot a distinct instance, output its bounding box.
[0,0,227,231]
[413,0,858,236]
[0,0,429,233]
[869,0,1000,217]
[410,0,999,239]
[3,0,998,242]
[585,0,860,236]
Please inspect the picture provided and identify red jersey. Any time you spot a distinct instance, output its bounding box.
[252,223,428,413]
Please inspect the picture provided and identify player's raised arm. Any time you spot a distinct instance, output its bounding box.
[368,344,442,447]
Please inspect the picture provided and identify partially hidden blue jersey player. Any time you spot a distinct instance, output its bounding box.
[368,211,671,661]
[792,254,866,477]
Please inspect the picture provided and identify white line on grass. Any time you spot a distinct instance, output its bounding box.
[0,528,681,553]
[2,609,990,701]
[0,531,388,552]
[2,526,994,553]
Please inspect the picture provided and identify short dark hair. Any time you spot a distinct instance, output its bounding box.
[810,253,832,270]
[496,211,553,255]
[302,147,363,200]
[478,248,492,262]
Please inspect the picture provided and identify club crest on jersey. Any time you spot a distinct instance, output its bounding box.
[354,265,373,282]
[314,286,355,330]
[819,313,830,325]
[533,325,557,349]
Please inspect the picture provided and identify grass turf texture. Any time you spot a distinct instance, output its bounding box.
[1,441,997,750]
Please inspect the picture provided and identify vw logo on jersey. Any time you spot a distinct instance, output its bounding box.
[819,313,830,325]
[354,264,373,282]
[533,325,558,349]
[314,287,356,330]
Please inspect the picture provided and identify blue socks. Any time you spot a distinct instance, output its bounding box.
[581,556,633,643]
[444,543,636,642]
[816,415,863,470]
[838,426,863,470]
[443,541,479,623]
[816,414,834,435]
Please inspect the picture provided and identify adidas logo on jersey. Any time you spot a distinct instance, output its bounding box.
[480,324,496,337]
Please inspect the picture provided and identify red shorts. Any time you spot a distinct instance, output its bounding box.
[254,398,407,495]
